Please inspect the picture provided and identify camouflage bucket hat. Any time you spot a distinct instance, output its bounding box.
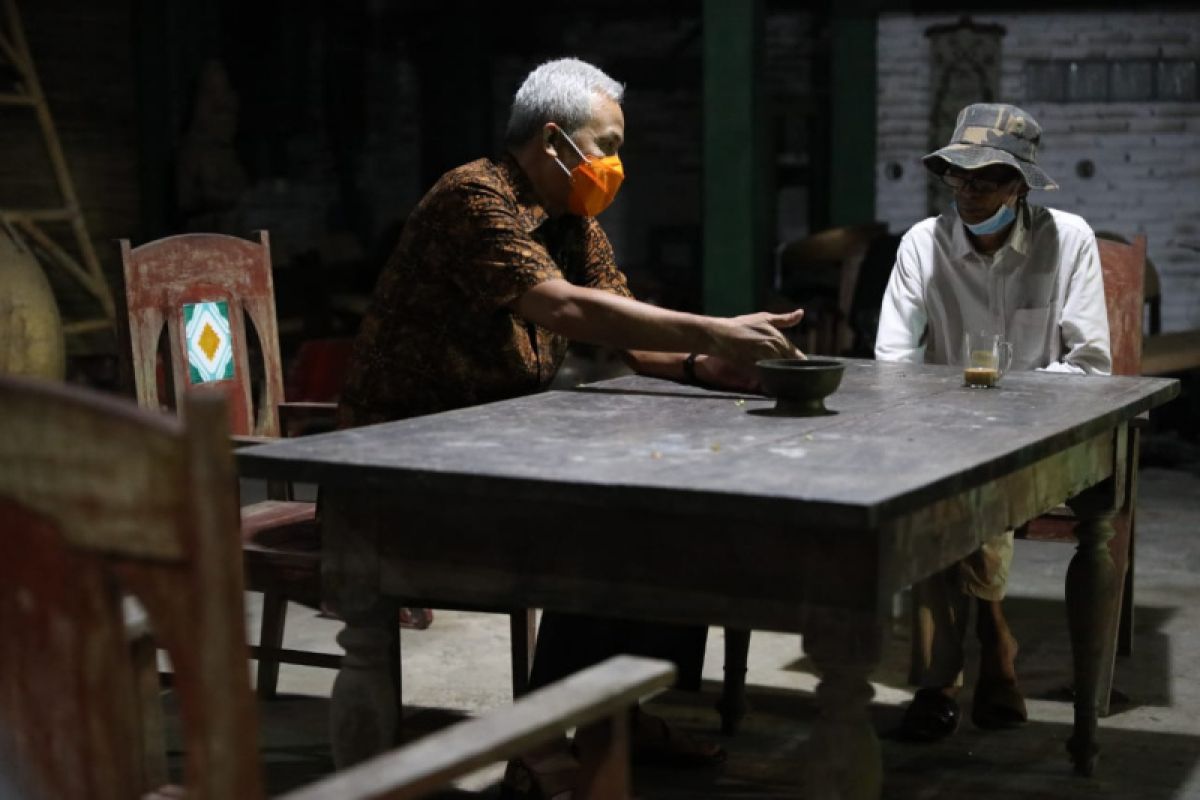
[923,103,1058,190]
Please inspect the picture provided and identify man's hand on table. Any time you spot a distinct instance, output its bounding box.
[706,308,806,365]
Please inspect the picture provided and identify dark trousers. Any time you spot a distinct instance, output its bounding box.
[528,611,707,693]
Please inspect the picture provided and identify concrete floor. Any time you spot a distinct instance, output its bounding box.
[212,446,1200,799]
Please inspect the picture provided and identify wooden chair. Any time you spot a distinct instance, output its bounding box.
[120,231,343,698]
[772,223,888,356]
[122,232,536,706]
[283,337,355,436]
[1016,234,1147,715]
[1096,230,1160,336]
[0,374,674,799]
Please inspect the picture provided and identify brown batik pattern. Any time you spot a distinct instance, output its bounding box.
[338,156,631,427]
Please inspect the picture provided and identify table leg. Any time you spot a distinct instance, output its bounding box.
[322,489,401,768]
[1065,486,1119,776]
[716,627,751,735]
[331,609,401,767]
[803,613,884,800]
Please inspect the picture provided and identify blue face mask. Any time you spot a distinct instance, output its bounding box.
[954,199,1017,235]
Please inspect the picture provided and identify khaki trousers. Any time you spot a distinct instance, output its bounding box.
[909,530,1014,688]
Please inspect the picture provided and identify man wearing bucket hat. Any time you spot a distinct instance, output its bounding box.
[876,103,1112,742]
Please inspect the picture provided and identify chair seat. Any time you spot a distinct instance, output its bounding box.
[240,501,322,606]
[240,499,317,540]
[1017,506,1077,543]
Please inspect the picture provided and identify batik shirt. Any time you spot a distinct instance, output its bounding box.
[338,156,632,427]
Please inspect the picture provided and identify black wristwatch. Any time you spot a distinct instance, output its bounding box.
[682,353,700,384]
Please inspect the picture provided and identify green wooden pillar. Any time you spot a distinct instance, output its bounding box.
[829,9,877,226]
[702,0,766,316]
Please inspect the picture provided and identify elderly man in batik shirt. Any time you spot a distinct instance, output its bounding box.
[339,57,802,795]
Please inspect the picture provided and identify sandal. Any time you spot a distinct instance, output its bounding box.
[499,754,579,800]
[631,712,726,767]
[971,677,1027,729]
[895,688,961,743]
[398,607,434,630]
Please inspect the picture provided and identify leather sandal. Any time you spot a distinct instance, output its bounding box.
[498,755,579,800]
[896,688,961,742]
[630,712,726,767]
[398,607,434,630]
[971,677,1028,729]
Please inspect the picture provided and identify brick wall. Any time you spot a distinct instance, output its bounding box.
[876,12,1200,332]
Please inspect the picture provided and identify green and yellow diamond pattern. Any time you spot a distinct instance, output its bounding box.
[183,301,235,384]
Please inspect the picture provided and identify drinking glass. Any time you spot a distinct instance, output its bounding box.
[963,332,1013,388]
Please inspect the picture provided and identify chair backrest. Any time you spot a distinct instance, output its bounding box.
[121,232,285,437]
[775,222,888,355]
[1096,230,1159,337]
[0,377,263,800]
[1097,234,1146,377]
[285,337,354,402]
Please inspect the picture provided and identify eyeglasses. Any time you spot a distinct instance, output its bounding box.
[938,172,1013,194]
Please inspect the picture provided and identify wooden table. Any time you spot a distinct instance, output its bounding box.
[237,359,1177,798]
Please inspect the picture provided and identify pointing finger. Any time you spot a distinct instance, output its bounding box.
[769,308,805,329]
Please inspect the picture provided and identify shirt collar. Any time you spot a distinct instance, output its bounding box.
[949,200,1031,260]
[498,154,549,233]
[1008,201,1030,256]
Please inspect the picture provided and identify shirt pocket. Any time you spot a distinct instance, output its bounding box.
[1010,307,1052,369]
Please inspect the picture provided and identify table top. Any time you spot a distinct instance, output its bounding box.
[238,359,1177,531]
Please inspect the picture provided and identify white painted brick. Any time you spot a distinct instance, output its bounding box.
[1085,30,1135,45]
[1068,119,1133,134]
[1150,105,1200,119]
[1130,118,1189,133]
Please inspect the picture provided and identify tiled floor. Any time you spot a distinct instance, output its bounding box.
[205,456,1200,798]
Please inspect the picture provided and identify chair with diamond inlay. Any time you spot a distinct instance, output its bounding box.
[120,231,346,698]
[121,232,538,706]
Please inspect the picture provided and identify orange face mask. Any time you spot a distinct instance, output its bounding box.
[553,128,625,217]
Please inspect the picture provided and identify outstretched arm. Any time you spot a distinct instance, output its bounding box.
[511,278,804,389]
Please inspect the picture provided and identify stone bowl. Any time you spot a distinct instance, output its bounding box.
[756,358,845,415]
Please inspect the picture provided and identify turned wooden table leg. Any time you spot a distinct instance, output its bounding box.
[716,627,751,735]
[331,610,401,768]
[803,613,884,800]
[1065,485,1120,777]
[322,488,401,768]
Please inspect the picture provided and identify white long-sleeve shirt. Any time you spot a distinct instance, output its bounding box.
[875,203,1111,375]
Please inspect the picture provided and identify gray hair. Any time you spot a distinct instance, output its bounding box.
[504,58,624,147]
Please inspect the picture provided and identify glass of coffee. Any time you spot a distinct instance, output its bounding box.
[963,332,1013,388]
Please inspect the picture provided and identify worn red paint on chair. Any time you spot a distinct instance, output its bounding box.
[121,232,283,437]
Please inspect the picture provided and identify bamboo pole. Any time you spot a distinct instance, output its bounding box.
[62,318,115,335]
[0,209,75,222]
[2,0,116,324]
[0,26,25,72]
[13,217,103,298]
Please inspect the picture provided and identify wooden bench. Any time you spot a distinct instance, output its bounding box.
[0,376,674,800]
